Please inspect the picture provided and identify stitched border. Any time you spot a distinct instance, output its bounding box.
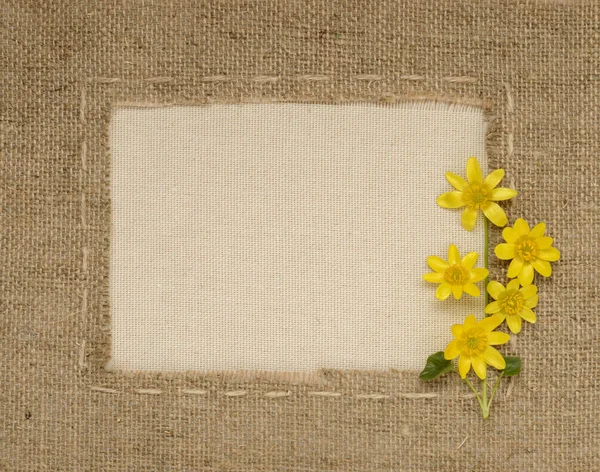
[87,75,479,84]
[81,75,515,397]
[89,386,457,399]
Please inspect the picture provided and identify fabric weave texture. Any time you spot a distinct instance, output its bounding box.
[1,1,599,470]
[109,103,487,373]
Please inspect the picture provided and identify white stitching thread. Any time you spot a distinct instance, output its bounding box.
[79,87,89,373]
[504,83,515,158]
[264,391,291,398]
[88,74,479,84]
[308,391,342,397]
[90,386,118,394]
[181,389,208,395]
[356,393,391,399]
[90,387,442,399]
[135,389,163,395]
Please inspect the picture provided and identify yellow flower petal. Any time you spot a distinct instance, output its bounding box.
[518,263,534,285]
[452,284,464,300]
[461,252,479,269]
[487,331,510,345]
[466,157,483,184]
[435,283,452,300]
[532,258,552,277]
[471,356,487,379]
[437,191,465,209]
[461,207,478,231]
[458,355,472,379]
[538,247,560,262]
[536,237,554,249]
[423,272,445,283]
[482,202,508,227]
[463,283,480,297]
[502,226,519,244]
[479,315,503,332]
[427,255,449,272]
[486,281,505,300]
[525,294,538,308]
[469,268,489,283]
[451,324,464,338]
[507,257,524,278]
[485,301,502,314]
[506,279,520,292]
[448,244,461,265]
[483,168,505,190]
[445,172,468,191]
[514,218,530,236]
[520,306,537,323]
[506,314,522,334]
[495,243,516,260]
[489,188,518,201]
[482,346,506,370]
[444,339,461,359]
[464,314,477,329]
[519,284,537,298]
[530,222,546,238]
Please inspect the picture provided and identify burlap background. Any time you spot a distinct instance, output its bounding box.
[1,1,599,470]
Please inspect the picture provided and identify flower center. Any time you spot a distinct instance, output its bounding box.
[462,183,489,209]
[444,264,469,284]
[462,331,487,356]
[501,290,525,315]
[516,239,537,261]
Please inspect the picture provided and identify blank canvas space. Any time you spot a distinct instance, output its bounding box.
[110,103,487,372]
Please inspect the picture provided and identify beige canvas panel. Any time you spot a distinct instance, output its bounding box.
[109,103,487,372]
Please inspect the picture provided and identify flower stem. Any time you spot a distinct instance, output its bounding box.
[463,377,484,410]
[484,217,489,307]
[487,373,504,411]
[481,378,489,419]
[463,373,505,419]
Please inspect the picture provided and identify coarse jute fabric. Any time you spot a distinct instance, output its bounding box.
[1,1,599,470]
[109,103,487,373]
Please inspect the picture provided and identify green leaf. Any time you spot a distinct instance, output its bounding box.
[502,356,521,377]
[419,352,454,381]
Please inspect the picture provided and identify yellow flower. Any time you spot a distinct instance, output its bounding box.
[444,314,510,379]
[494,218,561,286]
[437,157,518,231]
[423,244,489,300]
[485,280,538,334]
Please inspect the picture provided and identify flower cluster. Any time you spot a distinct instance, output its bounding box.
[420,157,560,419]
